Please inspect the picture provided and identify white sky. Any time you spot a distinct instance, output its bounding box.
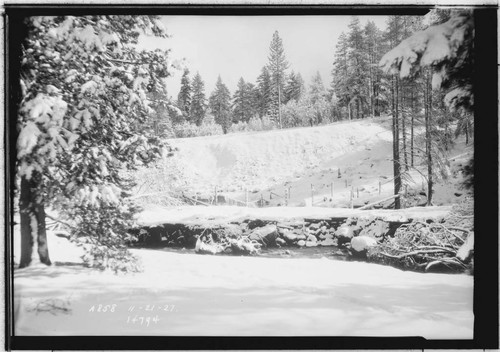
[139,16,390,99]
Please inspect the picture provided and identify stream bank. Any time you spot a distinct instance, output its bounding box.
[130,204,473,273]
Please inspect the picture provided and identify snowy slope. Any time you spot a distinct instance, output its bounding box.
[135,116,472,208]
[137,117,394,197]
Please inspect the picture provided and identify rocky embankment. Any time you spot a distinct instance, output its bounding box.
[132,207,443,257]
[131,204,474,273]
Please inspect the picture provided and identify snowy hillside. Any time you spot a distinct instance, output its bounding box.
[135,116,472,208]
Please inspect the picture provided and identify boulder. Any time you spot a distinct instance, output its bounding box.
[247,219,268,230]
[335,225,355,246]
[295,234,307,241]
[282,230,298,242]
[308,223,321,231]
[248,224,278,247]
[351,236,378,253]
[319,238,336,246]
[307,234,317,242]
[297,240,306,247]
[358,219,390,240]
[305,241,318,247]
[276,237,287,247]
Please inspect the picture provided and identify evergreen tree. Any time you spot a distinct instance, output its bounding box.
[347,16,369,119]
[16,15,173,269]
[267,31,289,128]
[256,66,272,117]
[331,32,351,120]
[363,21,386,117]
[209,76,232,133]
[232,77,253,123]
[284,71,305,104]
[309,71,326,104]
[189,72,207,126]
[380,11,474,206]
[309,72,330,125]
[177,68,191,121]
[245,82,260,119]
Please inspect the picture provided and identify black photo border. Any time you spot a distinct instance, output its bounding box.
[4,3,498,350]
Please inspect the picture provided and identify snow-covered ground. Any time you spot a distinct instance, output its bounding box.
[14,233,473,338]
[137,204,452,226]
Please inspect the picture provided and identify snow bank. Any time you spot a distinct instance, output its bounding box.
[14,246,473,338]
[136,205,452,227]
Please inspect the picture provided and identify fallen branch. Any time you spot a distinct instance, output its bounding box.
[358,194,401,210]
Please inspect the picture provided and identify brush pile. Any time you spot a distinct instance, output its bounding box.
[370,198,474,273]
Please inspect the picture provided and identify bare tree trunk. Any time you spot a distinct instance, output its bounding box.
[425,70,433,206]
[278,80,282,129]
[401,84,409,171]
[19,175,51,268]
[392,75,401,209]
[410,89,414,167]
[465,123,469,145]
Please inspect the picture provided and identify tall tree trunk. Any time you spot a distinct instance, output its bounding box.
[465,122,469,145]
[410,89,414,167]
[392,75,401,209]
[19,175,51,268]
[425,70,433,206]
[278,80,282,129]
[401,84,409,171]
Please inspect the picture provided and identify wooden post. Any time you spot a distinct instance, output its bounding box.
[338,168,341,178]
[311,184,314,205]
[214,186,218,205]
[350,189,354,209]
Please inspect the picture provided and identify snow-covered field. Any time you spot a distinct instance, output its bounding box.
[14,233,473,338]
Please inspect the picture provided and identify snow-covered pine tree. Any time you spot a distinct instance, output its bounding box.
[267,31,289,128]
[308,72,330,125]
[17,15,175,270]
[245,82,260,120]
[346,16,369,119]
[379,10,474,113]
[283,71,305,104]
[380,10,474,206]
[331,32,351,120]
[189,72,207,126]
[177,68,192,122]
[209,76,232,133]
[232,77,250,124]
[256,66,272,118]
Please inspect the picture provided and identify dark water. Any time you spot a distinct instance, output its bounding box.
[142,244,349,260]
